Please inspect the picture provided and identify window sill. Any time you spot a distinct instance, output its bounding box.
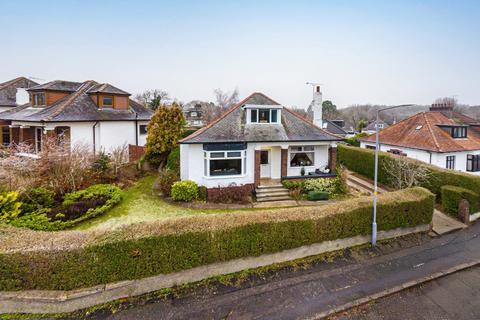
[289,165,316,169]
[203,174,247,179]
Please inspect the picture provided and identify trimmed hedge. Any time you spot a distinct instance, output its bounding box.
[441,185,479,216]
[338,144,480,201]
[0,187,434,291]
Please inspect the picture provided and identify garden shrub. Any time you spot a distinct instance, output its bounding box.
[19,187,55,213]
[304,178,338,194]
[198,186,208,201]
[171,180,198,202]
[166,147,180,175]
[154,169,179,197]
[338,144,480,201]
[9,184,122,231]
[282,180,305,192]
[0,187,434,291]
[0,192,22,222]
[307,191,329,201]
[208,185,253,204]
[441,185,479,217]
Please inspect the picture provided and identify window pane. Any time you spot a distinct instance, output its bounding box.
[2,127,9,145]
[139,125,148,135]
[210,152,224,158]
[291,146,302,152]
[290,152,314,167]
[251,109,257,123]
[259,109,270,123]
[260,151,269,164]
[227,151,241,157]
[210,159,242,176]
[303,146,314,151]
[103,97,113,106]
[271,109,278,123]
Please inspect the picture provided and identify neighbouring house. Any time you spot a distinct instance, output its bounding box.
[183,101,206,128]
[359,102,480,175]
[0,77,39,113]
[362,119,389,135]
[0,79,153,152]
[179,87,342,195]
[321,119,349,138]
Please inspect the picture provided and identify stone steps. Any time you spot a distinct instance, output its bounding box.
[255,184,292,202]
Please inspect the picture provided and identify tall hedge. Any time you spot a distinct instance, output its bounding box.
[338,144,480,200]
[441,185,479,217]
[0,187,434,291]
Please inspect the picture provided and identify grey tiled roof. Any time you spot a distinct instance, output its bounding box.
[28,80,82,92]
[0,81,152,122]
[87,83,130,96]
[323,120,348,136]
[0,77,39,107]
[181,92,342,144]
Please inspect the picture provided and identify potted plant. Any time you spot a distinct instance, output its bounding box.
[301,167,305,176]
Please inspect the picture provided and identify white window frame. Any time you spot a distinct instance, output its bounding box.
[288,145,315,168]
[248,108,280,124]
[204,150,246,178]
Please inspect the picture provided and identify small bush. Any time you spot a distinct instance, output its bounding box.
[171,180,198,202]
[20,187,55,213]
[345,132,368,147]
[289,187,304,201]
[0,191,22,222]
[441,185,479,217]
[198,186,208,201]
[304,178,339,194]
[282,180,305,192]
[307,191,329,201]
[208,185,252,204]
[154,169,179,197]
[166,147,180,175]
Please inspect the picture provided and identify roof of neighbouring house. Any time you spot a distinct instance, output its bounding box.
[86,83,131,96]
[359,111,480,152]
[180,92,342,144]
[322,120,348,136]
[0,80,152,122]
[364,119,389,131]
[0,77,39,107]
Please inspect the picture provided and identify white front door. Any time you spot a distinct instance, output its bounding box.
[260,150,271,178]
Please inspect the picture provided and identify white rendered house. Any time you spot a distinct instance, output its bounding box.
[179,89,342,194]
[360,103,480,175]
[0,79,152,154]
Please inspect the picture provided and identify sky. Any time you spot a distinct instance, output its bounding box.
[1,0,479,108]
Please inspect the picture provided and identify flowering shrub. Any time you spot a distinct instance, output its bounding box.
[304,178,339,194]
[171,180,198,202]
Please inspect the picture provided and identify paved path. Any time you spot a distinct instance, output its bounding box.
[334,265,480,320]
[432,209,466,235]
[97,223,480,320]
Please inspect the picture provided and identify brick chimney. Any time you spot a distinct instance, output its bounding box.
[430,102,454,118]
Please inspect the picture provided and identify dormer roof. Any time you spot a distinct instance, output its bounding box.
[28,80,82,92]
[87,83,130,96]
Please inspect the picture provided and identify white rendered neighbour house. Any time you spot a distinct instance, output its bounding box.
[179,89,342,195]
[359,103,480,175]
[0,79,152,154]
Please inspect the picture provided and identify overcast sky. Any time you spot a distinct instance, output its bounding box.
[1,0,479,108]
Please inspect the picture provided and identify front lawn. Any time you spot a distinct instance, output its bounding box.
[75,175,238,230]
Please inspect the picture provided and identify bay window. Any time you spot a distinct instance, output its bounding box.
[204,150,246,176]
[289,146,315,167]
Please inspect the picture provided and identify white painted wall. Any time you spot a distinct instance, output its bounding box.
[180,141,333,188]
[360,142,480,175]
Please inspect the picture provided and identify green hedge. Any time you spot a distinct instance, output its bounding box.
[0,187,434,291]
[338,144,480,201]
[441,185,479,217]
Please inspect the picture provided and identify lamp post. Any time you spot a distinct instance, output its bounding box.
[372,104,414,246]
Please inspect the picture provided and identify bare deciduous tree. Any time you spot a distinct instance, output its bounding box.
[134,89,170,111]
[382,156,430,190]
[110,143,129,178]
[214,88,239,110]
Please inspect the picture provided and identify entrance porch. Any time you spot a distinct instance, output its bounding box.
[254,142,337,187]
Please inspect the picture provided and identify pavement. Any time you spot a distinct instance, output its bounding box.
[333,265,480,320]
[87,222,480,320]
[432,209,467,235]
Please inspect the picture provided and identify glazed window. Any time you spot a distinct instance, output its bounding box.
[451,127,467,138]
[249,109,280,124]
[289,146,315,167]
[139,125,148,135]
[32,93,46,106]
[102,96,114,108]
[446,156,455,170]
[204,150,246,176]
[467,154,480,172]
[1,127,10,146]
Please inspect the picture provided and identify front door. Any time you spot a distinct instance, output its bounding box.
[260,150,271,178]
